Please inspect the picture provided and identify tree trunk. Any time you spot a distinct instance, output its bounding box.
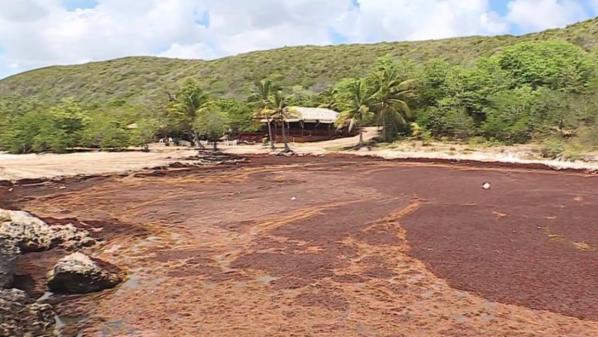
[281,120,290,152]
[213,139,218,151]
[358,129,364,147]
[267,119,275,150]
[191,131,205,150]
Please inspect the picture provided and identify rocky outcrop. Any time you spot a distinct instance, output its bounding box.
[0,241,18,289]
[0,208,95,290]
[0,288,56,337]
[47,252,123,294]
[0,209,95,253]
[0,209,100,336]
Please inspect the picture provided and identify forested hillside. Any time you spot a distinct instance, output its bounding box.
[0,17,597,157]
[2,17,598,105]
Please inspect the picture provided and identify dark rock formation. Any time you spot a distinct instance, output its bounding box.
[47,253,124,294]
[0,209,100,336]
[0,288,55,337]
[0,241,18,289]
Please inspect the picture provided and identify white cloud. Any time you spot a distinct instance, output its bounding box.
[0,0,593,78]
[203,0,354,55]
[506,0,587,31]
[336,0,508,42]
[0,0,48,22]
[0,0,208,76]
[159,42,216,59]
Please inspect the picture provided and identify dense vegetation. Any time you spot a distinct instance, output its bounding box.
[1,17,598,157]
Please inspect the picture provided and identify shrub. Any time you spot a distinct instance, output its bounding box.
[575,126,598,148]
[561,142,586,161]
[539,137,565,159]
[482,86,538,143]
[417,104,476,139]
[81,116,131,150]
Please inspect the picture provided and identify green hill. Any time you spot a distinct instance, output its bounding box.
[2,17,598,107]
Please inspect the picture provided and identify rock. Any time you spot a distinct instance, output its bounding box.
[52,223,96,250]
[0,209,95,253]
[0,209,54,252]
[47,253,123,294]
[0,288,56,337]
[0,241,18,288]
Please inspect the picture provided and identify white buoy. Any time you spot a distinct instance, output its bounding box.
[482,182,491,190]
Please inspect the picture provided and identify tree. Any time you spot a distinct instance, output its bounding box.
[193,103,230,151]
[369,56,417,142]
[286,85,317,106]
[49,99,89,145]
[270,90,294,153]
[215,99,259,134]
[417,100,476,139]
[250,79,276,149]
[418,59,451,107]
[497,40,594,92]
[0,99,88,153]
[334,78,374,146]
[167,79,209,147]
[249,79,278,150]
[130,118,160,151]
[442,58,511,123]
[482,86,540,143]
[81,115,130,150]
[316,86,340,110]
[0,111,57,153]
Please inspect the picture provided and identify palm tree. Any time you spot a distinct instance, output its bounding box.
[271,90,294,153]
[334,78,374,147]
[370,59,416,142]
[317,87,340,110]
[250,79,276,150]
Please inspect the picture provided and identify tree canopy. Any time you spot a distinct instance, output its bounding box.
[193,103,230,150]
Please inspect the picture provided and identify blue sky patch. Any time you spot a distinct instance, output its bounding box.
[194,10,210,28]
[330,29,349,44]
[63,0,98,11]
[489,0,510,16]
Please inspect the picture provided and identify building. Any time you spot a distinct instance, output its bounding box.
[281,107,339,142]
[255,106,350,143]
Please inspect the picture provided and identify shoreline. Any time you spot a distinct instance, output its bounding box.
[0,146,596,185]
[2,126,597,181]
[337,148,598,172]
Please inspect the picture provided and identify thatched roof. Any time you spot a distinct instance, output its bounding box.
[258,106,338,124]
[285,107,338,124]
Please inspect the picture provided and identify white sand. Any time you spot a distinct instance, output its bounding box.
[1,129,596,181]
[0,148,197,181]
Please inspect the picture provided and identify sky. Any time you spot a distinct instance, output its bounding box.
[0,0,598,79]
